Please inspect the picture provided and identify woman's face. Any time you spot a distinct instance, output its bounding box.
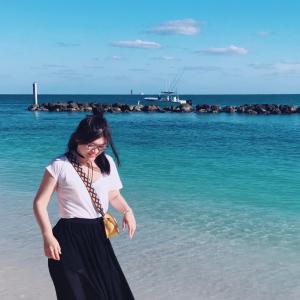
[77,137,107,162]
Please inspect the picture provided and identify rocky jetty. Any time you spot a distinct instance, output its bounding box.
[28,101,300,115]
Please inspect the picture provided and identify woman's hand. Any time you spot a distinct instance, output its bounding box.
[122,211,136,239]
[43,233,61,260]
[108,190,137,239]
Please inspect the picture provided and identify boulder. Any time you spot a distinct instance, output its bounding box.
[28,104,39,111]
[67,102,78,109]
[142,105,157,112]
[246,109,258,115]
[112,102,122,108]
[162,106,172,112]
[156,106,165,113]
[120,104,133,112]
[112,107,122,113]
[211,105,221,113]
[237,106,246,113]
[40,107,49,111]
[133,105,143,112]
[271,108,282,114]
[253,105,267,114]
[179,103,193,112]
[290,106,297,113]
[222,106,237,113]
[195,104,210,112]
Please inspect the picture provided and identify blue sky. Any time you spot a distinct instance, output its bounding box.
[1,0,300,94]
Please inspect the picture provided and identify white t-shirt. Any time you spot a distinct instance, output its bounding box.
[45,153,123,219]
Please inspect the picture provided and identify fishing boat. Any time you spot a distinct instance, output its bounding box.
[144,91,191,105]
[143,70,192,105]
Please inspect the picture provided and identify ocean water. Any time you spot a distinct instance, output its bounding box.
[1,95,300,300]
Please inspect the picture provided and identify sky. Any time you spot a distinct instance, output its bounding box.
[1,0,300,94]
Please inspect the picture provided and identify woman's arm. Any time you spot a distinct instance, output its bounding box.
[108,190,136,239]
[33,170,61,260]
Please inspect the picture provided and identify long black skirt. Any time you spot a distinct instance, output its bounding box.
[48,217,135,300]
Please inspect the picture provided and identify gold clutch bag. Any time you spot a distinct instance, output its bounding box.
[103,212,120,238]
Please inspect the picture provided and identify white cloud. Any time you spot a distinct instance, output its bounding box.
[30,64,68,70]
[250,62,300,74]
[84,65,104,69]
[56,42,80,47]
[112,55,122,60]
[49,68,82,79]
[111,39,161,49]
[129,68,146,72]
[257,31,272,37]
[149,19,199,35]
[272,62,300,73]
[152,56,178,61]
[201,45,248,55]
[42,64,68,68]
[184,65,222,71]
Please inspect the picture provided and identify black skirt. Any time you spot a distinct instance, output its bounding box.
[48,217,135,300]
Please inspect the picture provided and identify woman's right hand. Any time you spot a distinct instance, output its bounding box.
[33,170,61,260]
[43,233,61,260]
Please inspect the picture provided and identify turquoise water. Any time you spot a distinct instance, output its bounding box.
[1,95,300,299]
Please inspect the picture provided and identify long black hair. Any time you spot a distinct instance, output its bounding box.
[66,107,120,175]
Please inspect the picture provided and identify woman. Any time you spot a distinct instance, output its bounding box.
[33,109,136,299]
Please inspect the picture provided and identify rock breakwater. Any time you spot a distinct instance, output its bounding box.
[28,102,300,115]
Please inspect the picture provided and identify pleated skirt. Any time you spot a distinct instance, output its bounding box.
[48,217,135,300]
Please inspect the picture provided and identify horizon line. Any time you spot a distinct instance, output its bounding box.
[1,93,300,96]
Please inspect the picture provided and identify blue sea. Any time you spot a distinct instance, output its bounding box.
[1,94,300,300]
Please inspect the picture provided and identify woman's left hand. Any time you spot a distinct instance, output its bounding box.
[122,211,136,239]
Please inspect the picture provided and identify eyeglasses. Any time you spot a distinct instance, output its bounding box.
[86,143,109,152]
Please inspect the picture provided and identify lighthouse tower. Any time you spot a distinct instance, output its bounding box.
[33,82,38,105]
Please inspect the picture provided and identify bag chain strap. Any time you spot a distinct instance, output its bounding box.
[66,152,105,217]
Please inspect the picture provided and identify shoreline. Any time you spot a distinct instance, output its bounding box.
[28,101,300,115]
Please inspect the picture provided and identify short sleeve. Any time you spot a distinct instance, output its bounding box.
[107,155,123,191]
[45,156,64,181]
